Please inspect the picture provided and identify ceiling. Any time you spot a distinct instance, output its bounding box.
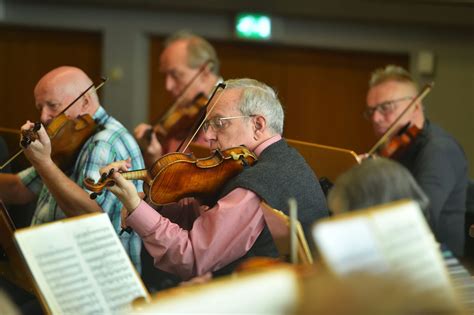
[7,0,474,28]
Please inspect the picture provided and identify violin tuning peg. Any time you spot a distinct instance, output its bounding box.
[33,122,42,131]
[90,192,98,200]
[100,172,108,182]
[20,137,31,148]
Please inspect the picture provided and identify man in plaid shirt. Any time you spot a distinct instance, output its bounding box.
[0,66,144,271]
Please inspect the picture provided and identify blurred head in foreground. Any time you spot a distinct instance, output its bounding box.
[327,157,429,218]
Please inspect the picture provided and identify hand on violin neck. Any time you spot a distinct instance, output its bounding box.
[99,158,132,176]
[21,120,53,167]
[134,123,152,146]
[143,131,163,161]
[134,123,163,165]
[105,170,141,213]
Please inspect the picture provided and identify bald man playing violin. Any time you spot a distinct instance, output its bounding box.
[364,65,468,256]
[134,31,221,167]
[0,66,144,270]
[101,78,328,285]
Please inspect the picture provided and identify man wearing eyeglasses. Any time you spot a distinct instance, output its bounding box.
[101,78,329,287]
[364,65,468,257]
[134,31,221,167]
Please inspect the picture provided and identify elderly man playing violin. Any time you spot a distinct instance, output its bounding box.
[0,66,144,271]
[134,31,222,167]
[102,78,329,285]
[364,65,468,257]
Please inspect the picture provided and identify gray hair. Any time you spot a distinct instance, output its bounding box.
[224,78,285,135]
[328,157,430,219]
[164,30,220,75]
[369,65,419,91]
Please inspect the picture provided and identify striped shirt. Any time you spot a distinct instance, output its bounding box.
[19,106,145,272]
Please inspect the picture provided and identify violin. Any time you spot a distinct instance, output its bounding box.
[377,123,421,159]
[146,93,208,145]
[47,113,98,170]
[85,82,234,218]
[84,146,257,206]
[367,83,433,159]
[0,78,106,171]
[144,60,212,148]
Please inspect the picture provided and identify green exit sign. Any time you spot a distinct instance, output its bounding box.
[235,13,271,40]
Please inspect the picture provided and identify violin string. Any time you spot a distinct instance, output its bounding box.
[181,83,226,153]
[368,82,433,156]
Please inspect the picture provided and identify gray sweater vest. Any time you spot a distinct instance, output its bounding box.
[214,139,329,276]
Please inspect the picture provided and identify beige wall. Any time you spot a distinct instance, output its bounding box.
[1,2,472,176]
[421,47,473,177]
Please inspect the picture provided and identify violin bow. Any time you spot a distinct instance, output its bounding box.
[367,82,434,156]
[0,127,21,134]
[177,82,226,153]
[0,77,108,170]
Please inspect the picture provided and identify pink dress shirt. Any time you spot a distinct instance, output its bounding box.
[126,135,282,280]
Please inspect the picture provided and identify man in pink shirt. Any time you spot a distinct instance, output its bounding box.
[103,78,328,288]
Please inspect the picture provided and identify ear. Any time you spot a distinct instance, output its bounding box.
[201,66,213,81]
[253,115,267,138]
[81,93,90,111]
[413,100,424,115]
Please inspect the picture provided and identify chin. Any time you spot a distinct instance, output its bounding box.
[374,128,386,138]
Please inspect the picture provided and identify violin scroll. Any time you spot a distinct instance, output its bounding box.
[20,122,42,148]
[84,168,117,199]
[84,168,149,199]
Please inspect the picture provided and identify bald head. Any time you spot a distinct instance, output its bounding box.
[34,66,100,124]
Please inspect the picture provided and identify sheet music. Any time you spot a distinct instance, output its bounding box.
[313,217,389,275]
[312,201,455,298]
[74,224,146,312]
[15,213,148,314]
[371,204,452,292]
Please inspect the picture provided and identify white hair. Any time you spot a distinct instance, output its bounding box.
[224,78,284,135]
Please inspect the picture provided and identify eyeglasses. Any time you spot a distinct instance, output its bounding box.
[202,115,253,132]
[363,96,413,120]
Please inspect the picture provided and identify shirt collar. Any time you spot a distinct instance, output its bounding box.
[92,106,108,124]
[253,135,282,157]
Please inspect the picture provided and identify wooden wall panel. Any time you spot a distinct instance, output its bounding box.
[149,37,408,154]
[0,26,102,172]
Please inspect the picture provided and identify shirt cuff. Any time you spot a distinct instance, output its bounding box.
[126,199,163,236]
[18,166,42,194]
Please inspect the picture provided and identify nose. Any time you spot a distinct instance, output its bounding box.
[165,75,177,95]
[40,108,53,125]
[371,109,384,124]
[203,127,217,147]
